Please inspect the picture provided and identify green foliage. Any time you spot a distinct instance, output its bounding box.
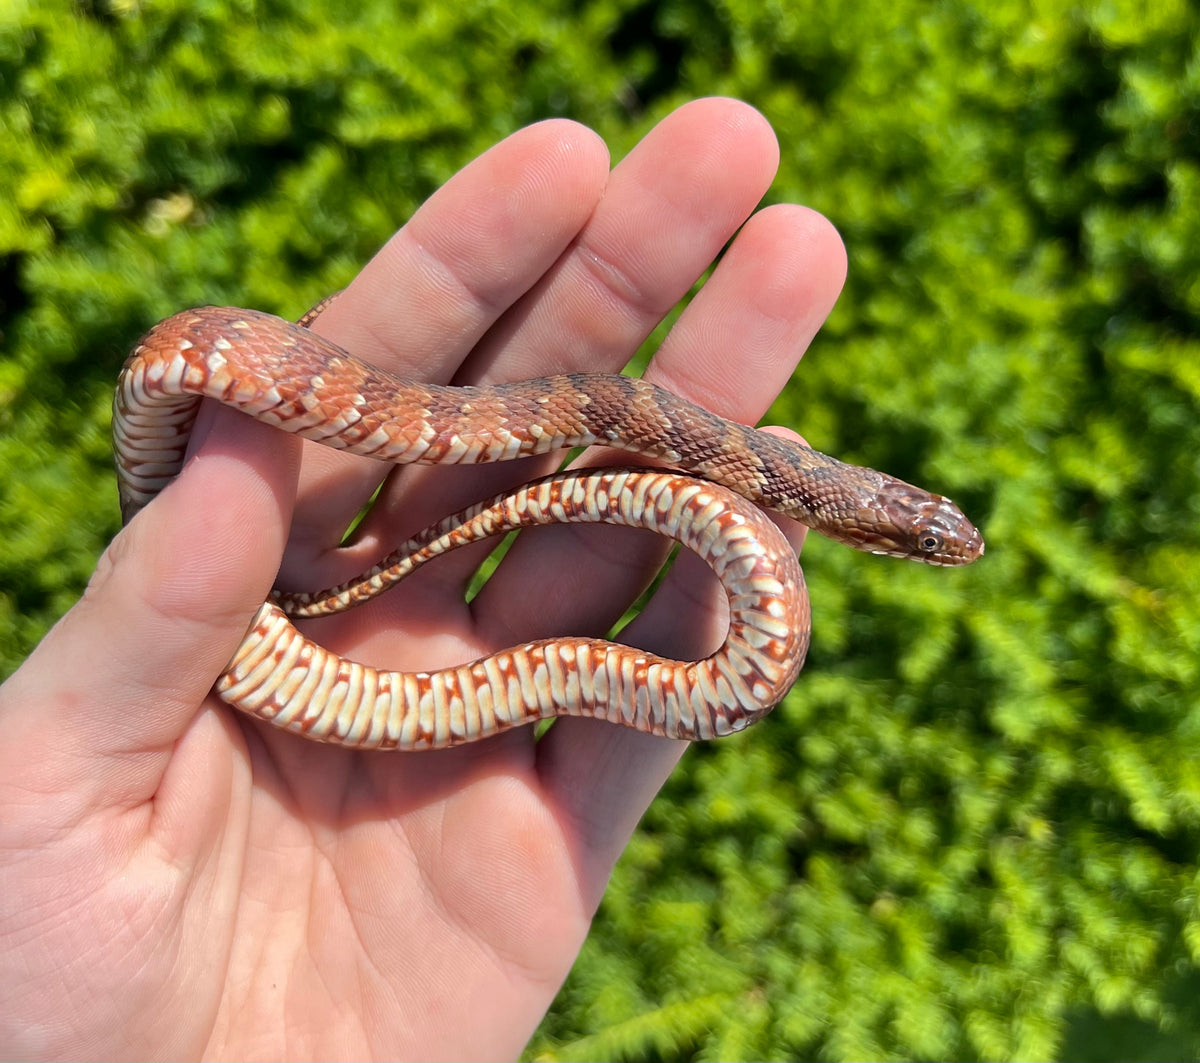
[3,0,1199,1059]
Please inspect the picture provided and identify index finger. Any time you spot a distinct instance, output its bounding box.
[283,119,611,558]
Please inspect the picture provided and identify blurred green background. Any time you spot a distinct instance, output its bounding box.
[2,0,1198,1059]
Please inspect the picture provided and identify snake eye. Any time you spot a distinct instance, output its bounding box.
[918,532,944,553]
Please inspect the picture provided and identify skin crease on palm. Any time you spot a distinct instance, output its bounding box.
[0,99,850,1060]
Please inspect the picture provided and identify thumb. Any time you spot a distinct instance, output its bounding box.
[0,404,299,770]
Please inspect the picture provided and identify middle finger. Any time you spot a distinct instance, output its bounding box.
[358,98,782,568]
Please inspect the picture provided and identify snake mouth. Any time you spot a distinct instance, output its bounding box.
[908,540,985,566]
[867,540,984,566]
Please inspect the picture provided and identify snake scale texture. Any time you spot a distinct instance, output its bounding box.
[113,305,983,750]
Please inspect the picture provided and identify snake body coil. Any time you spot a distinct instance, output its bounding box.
[114,306,983,749]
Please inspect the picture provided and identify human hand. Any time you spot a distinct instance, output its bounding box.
[0,98,847,1060]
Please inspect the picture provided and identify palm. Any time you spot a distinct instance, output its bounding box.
[195,730,581,1058]
[0,99,846,1060]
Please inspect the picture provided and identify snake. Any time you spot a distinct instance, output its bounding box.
[112,304,984,750]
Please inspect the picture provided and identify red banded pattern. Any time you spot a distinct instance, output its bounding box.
[113,305,983,749]
[217,469,806,748]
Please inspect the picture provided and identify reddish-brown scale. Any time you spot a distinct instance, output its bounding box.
[120,305,983,749]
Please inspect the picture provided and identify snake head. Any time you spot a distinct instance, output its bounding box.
[872,480,984,565]
[833,478,985,565]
